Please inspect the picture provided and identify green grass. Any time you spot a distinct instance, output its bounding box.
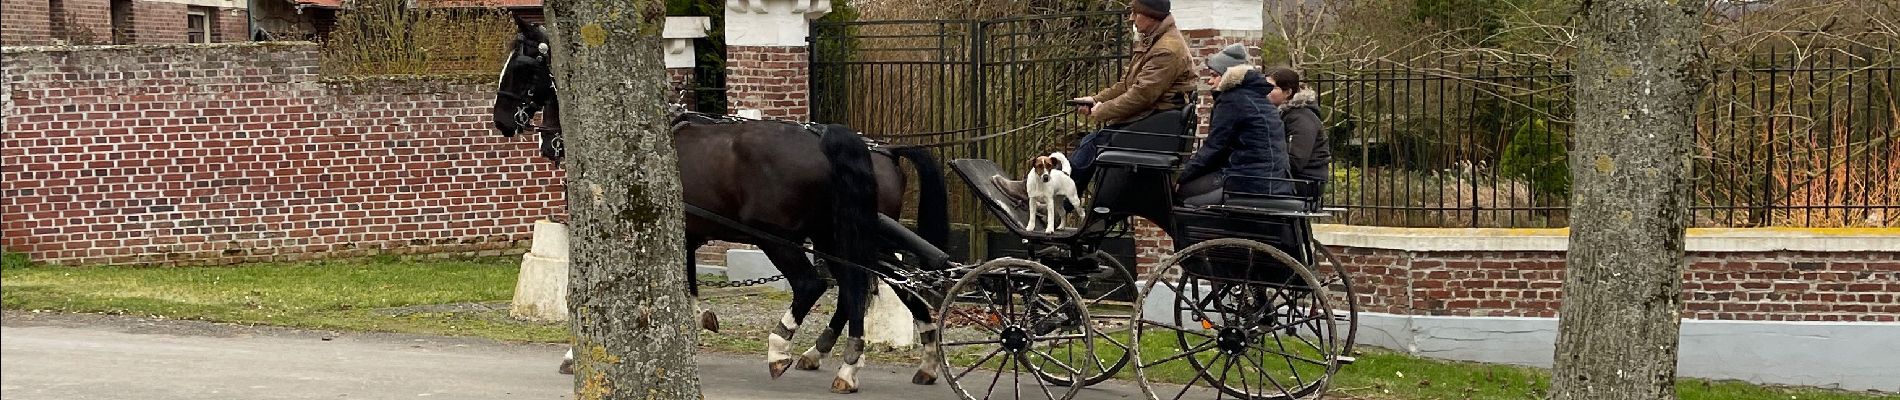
[1,254,568,343]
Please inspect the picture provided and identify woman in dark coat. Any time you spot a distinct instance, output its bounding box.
[1177,44,1293,206]
[1268,67,1330,189]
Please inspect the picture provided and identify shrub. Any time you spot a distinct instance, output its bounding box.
[1499,117,1569,199]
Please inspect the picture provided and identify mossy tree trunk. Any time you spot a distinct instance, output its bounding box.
[543,0,701,398]
[1550,1,1705,399]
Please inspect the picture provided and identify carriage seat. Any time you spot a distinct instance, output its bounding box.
[1093,110,1195,169]
[1192,175,1325,215]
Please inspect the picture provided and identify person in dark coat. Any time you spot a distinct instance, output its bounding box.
[1268,67,1330,190]
[1177,44,1293,206]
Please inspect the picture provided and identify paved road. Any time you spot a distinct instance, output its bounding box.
[1,312,1149,399]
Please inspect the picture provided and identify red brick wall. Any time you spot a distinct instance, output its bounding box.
[213,7,249,42]
[2,0,248,45]
[2,0,54,46]
[1322,246,1900,322]
[49,0,114,44]
[130,0,187,44]
[1,43,565,266]
[725,45,809,121]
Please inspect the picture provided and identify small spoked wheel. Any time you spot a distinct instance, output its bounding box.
[1130,238,1346,400]
[1024,251,1137,388]
[935,258,1094,400]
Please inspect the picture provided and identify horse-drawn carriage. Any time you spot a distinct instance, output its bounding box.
[927,100,1360,400]
[491,16,1357,399]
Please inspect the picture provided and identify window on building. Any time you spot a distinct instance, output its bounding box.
[187,8,210,43]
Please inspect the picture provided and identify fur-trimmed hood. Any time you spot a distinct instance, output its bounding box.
[1279,88,1318,111]
[1214,64,1257,93]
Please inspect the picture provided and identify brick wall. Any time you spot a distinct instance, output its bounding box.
[1,43,566,266]
[2,0,54,46]
[130,0,187,44]
[725,45,809,121]
[2,0,247,46]
[213,7,249,42]
[1323,246,1900,322]
[50,0,114,45]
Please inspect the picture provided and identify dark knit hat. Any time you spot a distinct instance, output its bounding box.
[1130,0,1169,18]
[1205,43,1249,75]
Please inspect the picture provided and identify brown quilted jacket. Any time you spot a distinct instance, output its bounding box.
[1089,16,1198,125]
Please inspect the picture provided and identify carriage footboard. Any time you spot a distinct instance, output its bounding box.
[947,159,1082,239]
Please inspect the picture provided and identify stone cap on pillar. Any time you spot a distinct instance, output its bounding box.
[725,0,833,47]
[1173,0,1265,32]
[665,17,713,69]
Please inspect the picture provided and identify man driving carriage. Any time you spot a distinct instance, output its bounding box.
[990,0,1199,201]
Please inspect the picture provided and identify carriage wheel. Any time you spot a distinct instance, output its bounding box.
[1310,241,1360,360]
[1129,238,1344,400]
[935,258,1093,400]
[1023,251,1136,387]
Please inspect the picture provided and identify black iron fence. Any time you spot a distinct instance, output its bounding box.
[810,11,1132,249]
[1312,47,1897,228]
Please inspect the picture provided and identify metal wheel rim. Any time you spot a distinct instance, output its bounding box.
[934,258,1094,400]
[1023,250,1137,387]
[1130,238,1344,400]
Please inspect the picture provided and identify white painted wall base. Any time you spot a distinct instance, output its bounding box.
[510,220,571,322]
[1353,312,1900,391]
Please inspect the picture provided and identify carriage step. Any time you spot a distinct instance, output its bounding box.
[1335,356,1356,365]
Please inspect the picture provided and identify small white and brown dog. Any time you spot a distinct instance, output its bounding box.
[1025,152,1082,233]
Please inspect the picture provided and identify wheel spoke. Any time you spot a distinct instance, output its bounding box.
[1027,348,1081,375]
[984,353,1009,397]
[957,347,1005,381]
[1242,347,1297,400]
[1141,320,1219,339]
[1172,351,1220,400]
[1139,337,1218,368]
[942,338,1006,347]
[1027,354,1062,400]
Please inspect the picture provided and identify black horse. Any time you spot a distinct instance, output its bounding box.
[492,17,952,394]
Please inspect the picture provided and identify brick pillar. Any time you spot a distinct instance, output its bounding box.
[131,0,187,44]
[1,0,53,46]
[723,0,830,121]
[725,46,810,120]
[213,6,250,42]
[50,0,113,44]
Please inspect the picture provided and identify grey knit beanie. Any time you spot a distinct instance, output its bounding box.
[1205,43,1249,75]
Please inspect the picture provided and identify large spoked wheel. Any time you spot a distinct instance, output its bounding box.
[1024,251,1137,387]
[935,258,1094,400]
[1130,238,1346,400]
[1310,241,1360,361]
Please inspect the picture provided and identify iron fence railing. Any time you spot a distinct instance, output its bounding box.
[1311,46,1896,228]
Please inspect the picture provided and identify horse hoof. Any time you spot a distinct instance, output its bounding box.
[557,359,575,375]
[700,310,720,333]
[768,360,793,379]
[911,370,938,385]
[794,355,822,371]
[830,378,859,394]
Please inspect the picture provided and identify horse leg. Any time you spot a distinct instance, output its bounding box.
[830,269,871,394]
[795,311,847,371]
[893,287,942,385]
[688,237,719,333]
[765,245,828,379]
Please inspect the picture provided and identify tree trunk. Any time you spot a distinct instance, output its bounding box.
[543,0,701,398]
[1550,1,1705,400]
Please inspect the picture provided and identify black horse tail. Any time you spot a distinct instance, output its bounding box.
[821,124,881,271]
[891,147,949,249]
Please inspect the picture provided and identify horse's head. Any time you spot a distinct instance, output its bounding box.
[492,15,555,138]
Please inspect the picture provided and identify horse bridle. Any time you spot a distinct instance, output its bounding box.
[501,37,559,135]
